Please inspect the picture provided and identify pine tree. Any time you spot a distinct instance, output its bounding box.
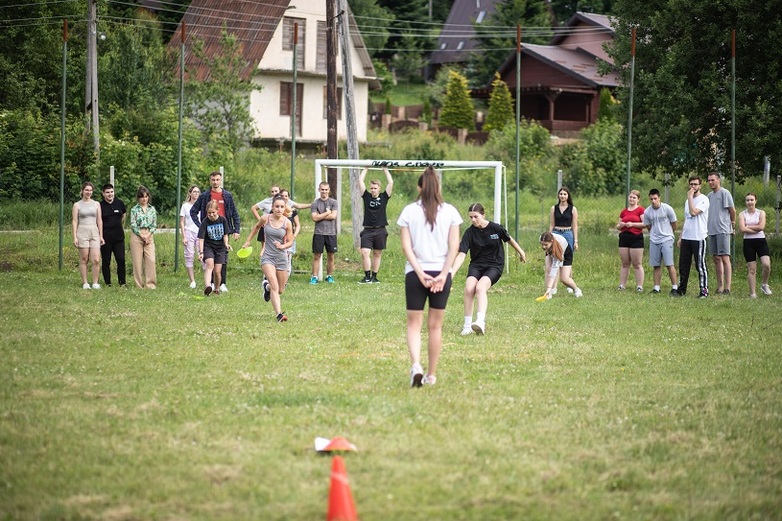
[439,70,475,130]
[483,73,514,132]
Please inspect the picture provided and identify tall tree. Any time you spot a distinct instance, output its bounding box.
[470,0,552,86]
[439,69,475,130]
[608,0,782,180]
[348,0,394,58]
[186,29,261,162]
[483,73,514,132]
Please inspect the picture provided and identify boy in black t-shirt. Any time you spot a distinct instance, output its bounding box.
[99,184,127,286]
[358,167,394,284]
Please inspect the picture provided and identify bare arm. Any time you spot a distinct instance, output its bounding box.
[431,225,461,293]
[358,168,368,193]
[548,206,555,232]
[400,227,432,287]
[384,168,394,196]
[242,215,268,248]
[96,203,104,245]
[572,207,579,250]
[508,236,526,262]
[71,203,79,247]
[451,251,467,275]
[251,204,262,221]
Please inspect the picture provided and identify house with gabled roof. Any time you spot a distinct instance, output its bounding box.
[496,11,619,134]
[167,0,377,145]
[428,0,502,79]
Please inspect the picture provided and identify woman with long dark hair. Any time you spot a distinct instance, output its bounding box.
[396,167,462,387]
[538,231,582,300]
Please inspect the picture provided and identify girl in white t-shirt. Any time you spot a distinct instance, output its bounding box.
[179,185,201,288]
[538,231,583,300]
[397,167,462,387]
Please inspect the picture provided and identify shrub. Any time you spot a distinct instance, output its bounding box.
[439,70,475,131]
[483,73,514,133]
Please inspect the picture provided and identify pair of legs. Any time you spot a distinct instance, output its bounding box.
[100,240,126,286]
[183,230,199,285]
[619,246,644,289]
[311,252,335,279]
[262,262,290,316]
[652,265,678,288]
[129,233,156,289]
[550,265,578,291]
[79,246,101,286]
[678,239,707,296]
[545,255,574,292]
[713,254,732,292]
[462,266,501,334]
[203,258,223,293]
[406,271,452,386]
[747,257,771,297]
[361,248,382,273]
[649,240,677,290]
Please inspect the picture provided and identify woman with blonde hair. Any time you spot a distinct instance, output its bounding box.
[538,231,582,300]
[396,167,462,387]
[72,181,104,289]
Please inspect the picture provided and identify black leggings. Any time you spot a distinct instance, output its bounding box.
[101,240,126,286]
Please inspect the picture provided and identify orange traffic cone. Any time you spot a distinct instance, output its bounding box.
[327,456,358,521]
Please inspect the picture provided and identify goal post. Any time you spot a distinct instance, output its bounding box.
[313,159,505,225]
[310,159,506,280]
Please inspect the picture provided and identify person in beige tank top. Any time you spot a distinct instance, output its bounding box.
[72,181,104,289]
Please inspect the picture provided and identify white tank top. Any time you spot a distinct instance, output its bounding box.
[742,210,765,239]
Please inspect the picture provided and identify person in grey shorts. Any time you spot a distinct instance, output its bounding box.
[643,189,678,296]
[706,172,735,295]
[243,195,294,322]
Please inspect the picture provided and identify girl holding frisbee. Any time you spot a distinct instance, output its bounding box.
[451,203,526,336]
[538,231,583,300]
[397,166,462,387]
[198,200,232,296]
[72,181,104,289]
[243,195,294,321]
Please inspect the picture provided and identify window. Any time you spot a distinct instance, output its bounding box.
[456,41,465,50]
[316,21,327,73]
[476,11,486,23]
[323,86,343,120]
[280,82,303,136]
[440,42,447,50]
[282,17,305,69]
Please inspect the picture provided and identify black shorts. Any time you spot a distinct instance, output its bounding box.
[256,225,265,242]
[467,265,502,286]
[405,271,452,311]
[360,227,388,250]
[312,234,338,254]
[743,238,770,262]
[203,243,227,265]
[619,232,644,249]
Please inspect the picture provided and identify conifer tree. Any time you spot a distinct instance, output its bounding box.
[483,73,514,132]
[439,70,475,130]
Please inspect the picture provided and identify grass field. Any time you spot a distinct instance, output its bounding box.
[1,215,781,520]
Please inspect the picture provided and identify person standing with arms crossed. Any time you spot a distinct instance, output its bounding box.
[358,167,393,284]
[706,172,736,295]
[397,167,462,387]
[99,183,126,287]
[676,176,710,298]
[310,182,338,284]
[643,189,678,295]
[738,193,773,298]
[190,170,241,292]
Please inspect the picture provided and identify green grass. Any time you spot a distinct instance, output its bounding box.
[1,217,781,520]
[370,83,429,107]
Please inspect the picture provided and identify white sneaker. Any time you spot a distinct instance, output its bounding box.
[574,288,583,298]
[410,364,424,388]
[566,287,573,294]
[761,284,773,296]
[551,288,558,295]
[423,374,437,386]
[461,326,474,336]
[91,283,101,290]
[189,280,197,289]
[82,283,90,290]
[219,283,228,293]
[471,321,485,335]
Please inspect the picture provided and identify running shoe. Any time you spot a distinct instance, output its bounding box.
[410,364,424,388]
[761,284,773,296]
[325,275,334,283]
[263,280,271,302]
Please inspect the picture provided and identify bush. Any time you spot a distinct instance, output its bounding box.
[560,119,624,195]
[484,120,558,194]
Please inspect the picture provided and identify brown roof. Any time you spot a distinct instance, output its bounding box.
[498,43,619,88]
[167,0,291,81]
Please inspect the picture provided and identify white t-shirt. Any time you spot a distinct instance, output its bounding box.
[180,202,199,234]
[549,233,569,273]
[397,201,462,273]
[681,194,709,241]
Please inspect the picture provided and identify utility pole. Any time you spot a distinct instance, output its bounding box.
[336,0,361,248]
[326,0,338,189]
[85,0,99,154]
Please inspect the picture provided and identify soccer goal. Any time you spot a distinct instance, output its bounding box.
[310,159,507,279]
[313,159,506,227]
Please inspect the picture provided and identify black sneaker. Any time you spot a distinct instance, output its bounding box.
[204,286,212,296]
[670,289,682,297]
[263,280,271,302]
[371,275,380,283]
[276,312,288,322]
[651,288,661,294]
[698,290,709,299]
[358,275,372,284]
[723,289,731,295]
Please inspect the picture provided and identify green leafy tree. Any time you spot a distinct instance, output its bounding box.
[348,0,394,58]
[470,0,552,86]
[426,65,459,112]
[597,87,617,122]
[439,70,475,130]
[608,0,782,180]
[391,33,428,84]
[483,73,514,132]
[186,29,261,164]
[560,118,624,195]
[484,119,557,193]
